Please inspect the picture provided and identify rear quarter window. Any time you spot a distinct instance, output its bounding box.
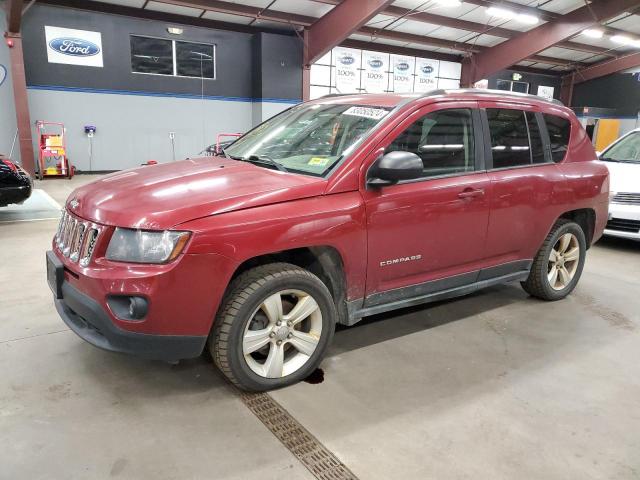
[543,114,571,163]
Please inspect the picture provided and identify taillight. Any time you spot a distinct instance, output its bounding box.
[2,159,18,173]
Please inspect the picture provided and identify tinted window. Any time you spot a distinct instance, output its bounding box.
[487,109,530,168]
[386,109,475,178]
[176,41,215,79]
[131,36,173,75]
[526,112,546,164]
[543,114,571,163]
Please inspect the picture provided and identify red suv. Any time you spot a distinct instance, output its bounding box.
[47,90,609,391]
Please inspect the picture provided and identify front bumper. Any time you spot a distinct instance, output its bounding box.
[48,251,207,361]
[604,203,640,241]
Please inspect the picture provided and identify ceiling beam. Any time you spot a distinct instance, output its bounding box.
[460,0,640,85]
[310,0,615,57]
[571,51,640,84]
[304,0,394,65]
[152,0,315,26]
[6,0,25,32]
[462,0,640,39]
[48,0,593,70]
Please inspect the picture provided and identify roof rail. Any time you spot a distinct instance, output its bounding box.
[319,89,564,106]
[429,88,565,106]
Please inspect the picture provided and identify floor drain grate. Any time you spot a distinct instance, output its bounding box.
[241,392,359,480]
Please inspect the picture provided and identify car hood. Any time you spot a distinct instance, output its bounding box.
[600,160,640,194]
[67,157,326,229]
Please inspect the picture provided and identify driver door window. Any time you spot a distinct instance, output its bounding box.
[385,108,476,179]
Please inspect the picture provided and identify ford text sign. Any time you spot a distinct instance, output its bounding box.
[49,38,101,57]
[45,26,104,67]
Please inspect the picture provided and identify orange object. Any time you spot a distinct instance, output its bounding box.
[595,119,621,152]
[36,120,74,180]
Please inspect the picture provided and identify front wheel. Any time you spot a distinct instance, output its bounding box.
[521,219,586,301]
[210,263,336,391]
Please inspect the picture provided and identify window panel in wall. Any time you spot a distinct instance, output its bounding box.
[487,108,531,168]
[310,64,331,87]
[130,36,173,75]
[175,41,215,78]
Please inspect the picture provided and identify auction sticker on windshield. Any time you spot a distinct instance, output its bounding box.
[343,106,389,120]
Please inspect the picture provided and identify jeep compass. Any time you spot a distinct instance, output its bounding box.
[48,90,609,391]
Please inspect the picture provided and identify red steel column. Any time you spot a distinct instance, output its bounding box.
[5,32,35,175]
[559,73,574,106]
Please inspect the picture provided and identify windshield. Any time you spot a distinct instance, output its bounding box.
[225,103,392,176]
[601,132,640,164]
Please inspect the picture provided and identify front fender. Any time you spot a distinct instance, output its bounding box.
[178,192,367,301]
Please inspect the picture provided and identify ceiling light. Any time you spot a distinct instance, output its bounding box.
[487,6,539,24]
[517,13,540,25]
[487,6,516,19]
[435,0,462,7]
[611,35,634,45]
[582,28,604,38]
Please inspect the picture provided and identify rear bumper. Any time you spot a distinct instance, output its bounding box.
[55,276,207,361]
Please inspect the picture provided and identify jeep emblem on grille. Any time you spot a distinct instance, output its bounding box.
[69,198,79,209]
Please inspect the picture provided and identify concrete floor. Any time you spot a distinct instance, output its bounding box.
[1,175,639,479]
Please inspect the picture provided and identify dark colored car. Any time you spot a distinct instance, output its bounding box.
[0,156,32,207]
[48,89,609,391]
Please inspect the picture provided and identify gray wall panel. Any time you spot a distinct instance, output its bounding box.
[22,4,254,99]
[28,90,252,171]
[0,11,19,162]
[17,3,303,171]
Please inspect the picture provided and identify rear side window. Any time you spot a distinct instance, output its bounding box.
[486,109,531,168]
[543,114,571,163]
[386,108,475,179]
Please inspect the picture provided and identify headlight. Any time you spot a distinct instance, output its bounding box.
[106,228,191,264]
[609,191,618,202]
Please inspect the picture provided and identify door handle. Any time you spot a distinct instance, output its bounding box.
[458,188,485,199]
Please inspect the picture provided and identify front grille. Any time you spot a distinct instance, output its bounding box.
[55,210,102,266]
[606,217,640,233]
[612,193,640,206]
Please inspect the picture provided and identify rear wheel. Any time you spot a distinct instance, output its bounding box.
[210,263,336,391]
[522,220,586,301]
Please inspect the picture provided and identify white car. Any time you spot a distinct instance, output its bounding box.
[599,128,640,240]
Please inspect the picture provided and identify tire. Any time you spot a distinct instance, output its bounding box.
[210,262,336,391]
[521,219,586,301]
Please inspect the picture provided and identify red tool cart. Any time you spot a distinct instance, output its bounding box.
[36,120,74,180]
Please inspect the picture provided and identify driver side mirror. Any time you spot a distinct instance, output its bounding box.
[367,151,423,187]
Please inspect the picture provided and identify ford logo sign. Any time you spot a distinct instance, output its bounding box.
[340,54,355,66]
[368,59,383,69]
[421,65,434,74]
[49,37,100,57]
[396,62,410,72]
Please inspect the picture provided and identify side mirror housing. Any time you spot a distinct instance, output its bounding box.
[367,151,423,187]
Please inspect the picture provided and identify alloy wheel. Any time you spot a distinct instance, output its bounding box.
[547,233,580,291]
[242,289,323,379]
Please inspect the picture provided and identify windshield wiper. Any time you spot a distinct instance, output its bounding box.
[243,154,288,172]
[599,157,619,162]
